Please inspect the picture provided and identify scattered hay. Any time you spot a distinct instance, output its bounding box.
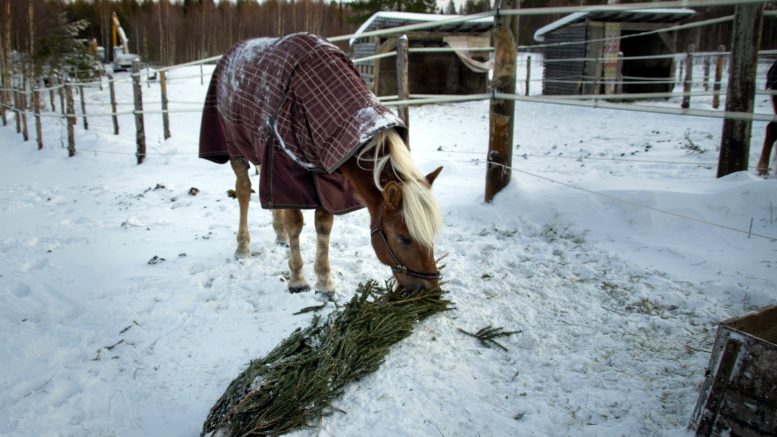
[202,280,450,437]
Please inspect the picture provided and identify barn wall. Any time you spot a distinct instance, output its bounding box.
[542,24,587,95]
[376,48,488,96]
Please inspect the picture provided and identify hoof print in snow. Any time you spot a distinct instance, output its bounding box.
[147,255,166,265]
[188,187,200,196]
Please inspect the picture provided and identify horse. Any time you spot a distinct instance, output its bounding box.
[756,59,777,176]
[199,33,443,296]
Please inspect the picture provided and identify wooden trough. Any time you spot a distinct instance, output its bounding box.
[690,304,777,436]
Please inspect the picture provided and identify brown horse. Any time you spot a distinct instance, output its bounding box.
[199,33,443,295]
[756,60,777,176]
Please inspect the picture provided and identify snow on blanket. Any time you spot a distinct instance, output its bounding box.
[199,32,404,213]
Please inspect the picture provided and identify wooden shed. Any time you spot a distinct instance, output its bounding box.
[350,12,493,97]
[533,8,695,96]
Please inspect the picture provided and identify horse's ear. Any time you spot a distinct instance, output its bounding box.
[425,166,443,186]
[383,181,403,211]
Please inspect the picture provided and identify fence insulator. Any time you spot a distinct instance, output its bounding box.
[132,59,147,164]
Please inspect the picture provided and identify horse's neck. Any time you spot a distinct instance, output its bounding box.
[338,157,382,215]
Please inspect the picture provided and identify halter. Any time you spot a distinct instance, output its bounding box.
[370,206,441,281]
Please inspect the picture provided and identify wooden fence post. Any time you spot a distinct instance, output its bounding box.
[21,85,29,142]
[108,74,119,135]
[615,52,624,95]
[49,82,55,112]
[14,85,21,134]
[712,45,725,109]
[681,44,694,109]
[0,69,6,126]
[396,35,409,138]
[160,70,170,140]
[485,0,517,203]
[718,4,764,177]
[33,87,42,149]
[79,85,88,130]
[132,59,146,164]
[525,55,531,96]
[703,55,711,91]
[64,81,75,157]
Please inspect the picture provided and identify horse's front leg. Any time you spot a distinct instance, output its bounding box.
[314,208,335,296]
[230,157,252,258]
[281,209,310,293]
[756,122,777,176]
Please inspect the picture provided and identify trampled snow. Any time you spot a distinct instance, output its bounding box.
[1,57,775,436]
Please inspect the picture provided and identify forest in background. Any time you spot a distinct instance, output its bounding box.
[0,0,775,75]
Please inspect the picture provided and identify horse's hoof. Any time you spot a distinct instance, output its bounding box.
[234,249,251,259]
[289,285,311,294]
[315,290,335,302]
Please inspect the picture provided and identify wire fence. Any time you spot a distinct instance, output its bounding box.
[2,0,776,211]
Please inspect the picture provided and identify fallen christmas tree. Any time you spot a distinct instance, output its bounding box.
[201,279,450,437]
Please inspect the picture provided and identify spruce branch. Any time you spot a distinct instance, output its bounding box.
[458,326,522,352]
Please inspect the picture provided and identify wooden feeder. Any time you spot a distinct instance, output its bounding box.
[690,304,777,436]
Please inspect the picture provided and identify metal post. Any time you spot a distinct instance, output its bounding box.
[525,55,531,96]
[132,59,146,164]
[718,4,764,177]
[485,0,517,203]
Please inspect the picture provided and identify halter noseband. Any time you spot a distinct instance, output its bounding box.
[370,207,441,281]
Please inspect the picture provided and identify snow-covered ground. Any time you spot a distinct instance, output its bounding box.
[1,57,775,437]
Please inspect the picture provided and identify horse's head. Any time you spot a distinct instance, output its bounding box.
[370,167,443,292]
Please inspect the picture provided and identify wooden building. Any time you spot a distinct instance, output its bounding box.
[533,9,695,96]
[350,12,493,97]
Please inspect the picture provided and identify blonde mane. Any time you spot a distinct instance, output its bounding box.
[358,130,442,248]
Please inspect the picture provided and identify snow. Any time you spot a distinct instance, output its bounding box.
[1,56,776,437]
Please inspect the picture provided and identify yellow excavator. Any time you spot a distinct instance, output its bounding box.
[111,12,137,71]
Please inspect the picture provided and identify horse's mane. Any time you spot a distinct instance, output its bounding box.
[358,129,442,248]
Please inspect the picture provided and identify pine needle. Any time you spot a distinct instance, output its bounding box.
[202,280,449,437]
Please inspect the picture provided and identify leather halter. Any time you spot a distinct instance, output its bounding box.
[370,206,441,281]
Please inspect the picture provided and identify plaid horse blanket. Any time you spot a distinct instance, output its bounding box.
[199,33,405,213]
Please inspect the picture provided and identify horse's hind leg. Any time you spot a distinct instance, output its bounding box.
[314,208,335,296]
[230,157,252,258]
[756,122,777,176]
[271,210,287,244]
[281,209,310,293]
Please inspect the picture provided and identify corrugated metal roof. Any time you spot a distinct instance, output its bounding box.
[534,8,695,42]
[350,12,493,45]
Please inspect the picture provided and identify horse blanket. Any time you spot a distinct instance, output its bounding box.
[199,33,405,213]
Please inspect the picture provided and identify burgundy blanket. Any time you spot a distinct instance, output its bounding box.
[199,33,405,213]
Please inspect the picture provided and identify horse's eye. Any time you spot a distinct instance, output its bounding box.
[397,235,412,246]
